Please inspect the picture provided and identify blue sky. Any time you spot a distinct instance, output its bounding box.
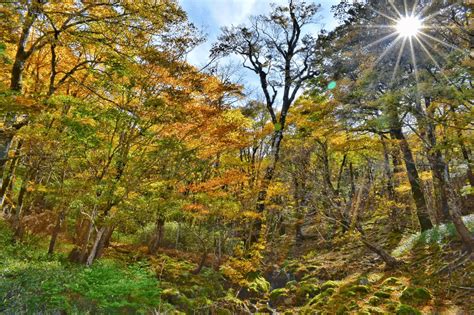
[178,0,341,67]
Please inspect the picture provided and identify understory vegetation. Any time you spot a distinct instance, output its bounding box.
[0,0,473,314]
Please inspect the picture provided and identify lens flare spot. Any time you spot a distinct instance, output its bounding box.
[327,81,337,90]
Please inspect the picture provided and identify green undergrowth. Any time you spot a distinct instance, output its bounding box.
[0,221,163,314]
[393,214,474,257]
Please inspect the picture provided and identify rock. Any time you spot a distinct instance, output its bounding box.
[294,281,320,305]
[269,288,289,307]
[320,280,339,291]
[396,304,422,315]
[374,290,391,299]
[367,306,384,314]
[368,296,381,306]
[399,287,431,306]
[382,277,402,286]
[349,284,370,294]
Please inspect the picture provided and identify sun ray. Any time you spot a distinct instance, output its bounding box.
[403,0,409,16]
[363,32,399,51]
[408,36,419,88]
[419,3,457,23]
[411,0,420,16]
[414,36,455,85]
[417,35,449,62]
[353,24,395,29]
[391,37,408,84]
[418,31,466,53]
[374,35,403,66]
[388,1,403,18]
[368,7,399,23]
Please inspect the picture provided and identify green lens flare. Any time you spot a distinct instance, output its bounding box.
[327,81,337,90]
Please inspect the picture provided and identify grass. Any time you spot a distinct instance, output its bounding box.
[0,220,162,314]
[392,214,474,257]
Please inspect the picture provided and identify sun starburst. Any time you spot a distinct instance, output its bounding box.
[362,1,468,88]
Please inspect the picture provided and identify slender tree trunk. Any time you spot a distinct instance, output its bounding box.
[381,135,395,199]
[446,184,474,252]
[149,217,165,254]
[390,128,433,231]
[418,97,450,223]
[0,131,13,188]
[192,249,208,275]
[0,140,22,209]
[458,132,474,187]
[253,129,284,240]
[94,226,113,261]
[48,210,65,255]
[86,226,106,266]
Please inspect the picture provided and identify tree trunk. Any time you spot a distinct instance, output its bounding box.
[148,217,165,254]
[48,210,65,255]
[390,128,433,231]
[381,135,395,199]
[419,97,450,223]
[0,140,22,209]
[192,249,208,275]
[458,133,474,187]
[86,226,106,266]
[446,185,474,252]
[253,129,284,240]
[360,237,402,269]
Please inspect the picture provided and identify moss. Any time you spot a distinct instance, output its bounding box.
[383,277,402,286]
[336,304,349,314]
[285,280,298,289]
[320,280,339,291]
[400,287,431,306]
[269,288,289,307]
[307,287,335,306]
[368,296,381,306]
[396,304,422,315]
[374,291,391,299]
[295,281,320,305]
[347,300,359,310]
[386,301,398,312]
[269,288,288,299]
[367,306,384,314]
[352,285,370,294]
[344,290,356,297]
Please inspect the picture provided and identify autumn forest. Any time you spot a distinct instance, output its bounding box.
[0,0,473,314]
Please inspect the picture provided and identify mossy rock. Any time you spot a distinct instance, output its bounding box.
[368,296,381,306]
[336,305,349,314]
[383,277,402,286]
[347,300,359,311]
[269,287,289,306]
[386,301,398,312]
[295,281,320,305]
[367,306,384,314]
[349,285,370,294]
[396,304,422,315]
[344,290,356,297]
[307,287,335,306]
[320,280,339,291]
[285,280,298,289]
[399,287,431,306]
[216,309,233,315]
[374,291,391,299]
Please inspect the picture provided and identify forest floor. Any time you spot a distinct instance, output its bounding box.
[0,217,473,314]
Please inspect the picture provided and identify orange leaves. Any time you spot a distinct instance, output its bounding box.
[188,170,248,194]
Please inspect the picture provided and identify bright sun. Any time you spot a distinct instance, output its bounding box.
[396,16,422,37]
